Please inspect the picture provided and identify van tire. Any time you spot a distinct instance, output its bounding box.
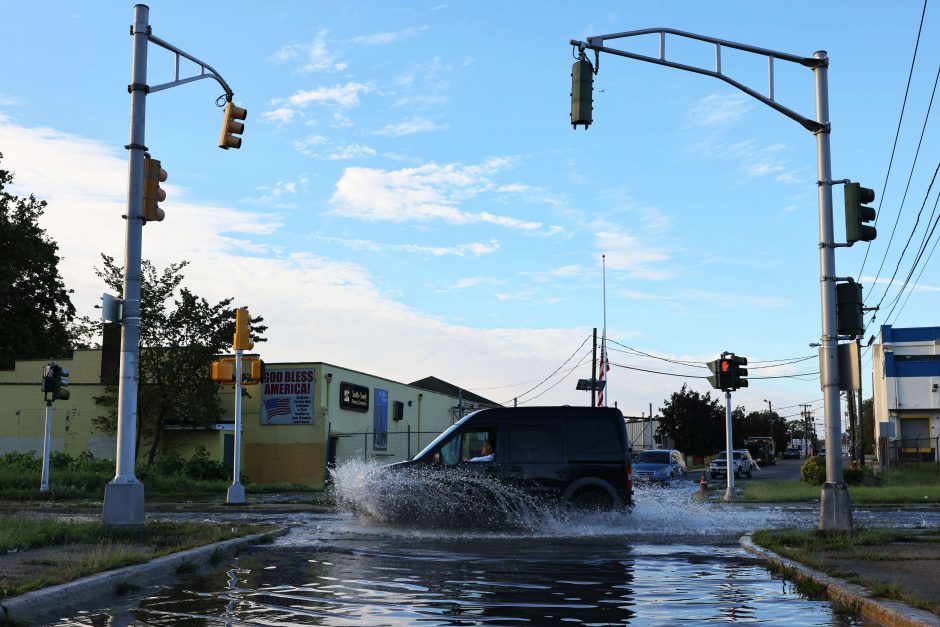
[570,488,613,510]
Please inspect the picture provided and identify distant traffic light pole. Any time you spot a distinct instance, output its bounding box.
[708,353,747,501]
[105,4,245,525]
[570,28,852,528]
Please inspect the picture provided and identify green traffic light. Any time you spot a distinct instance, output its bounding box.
[845,182,877,244]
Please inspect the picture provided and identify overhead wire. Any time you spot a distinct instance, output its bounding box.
[514,351,593,406]
[858,0,929,277]
[866,67,939,290]
[497,334,591,405]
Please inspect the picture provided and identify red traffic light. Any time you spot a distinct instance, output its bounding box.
[720,359,732,373]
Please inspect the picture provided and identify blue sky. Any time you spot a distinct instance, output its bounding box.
[1,1,937,432]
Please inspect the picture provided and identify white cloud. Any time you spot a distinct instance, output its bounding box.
[273,30,347,73]
[249,176,308,206]
[374,117,445,137]
[330,159,561,232]
[328,144,377,160]
[595,228,672,281]
[286,83,374,108]
[689,93,755,126]
[261,108,295,125]
[313,235,500,257]
[450,277,503,290]
[351,26,429,46]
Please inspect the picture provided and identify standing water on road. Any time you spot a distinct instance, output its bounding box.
[52,462,886,625]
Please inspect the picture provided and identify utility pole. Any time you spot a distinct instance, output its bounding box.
[103,4,242,525]
[591,327,597,408]
[800,404,813,458]
[857,336,865,466]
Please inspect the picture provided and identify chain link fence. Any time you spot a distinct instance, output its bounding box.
[879,434,940,471]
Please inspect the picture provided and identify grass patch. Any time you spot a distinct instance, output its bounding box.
[742,478,940,504]
[0,516,272,598]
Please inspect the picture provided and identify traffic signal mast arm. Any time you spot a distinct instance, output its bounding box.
[144,33,234,96]
[570,28,825,133]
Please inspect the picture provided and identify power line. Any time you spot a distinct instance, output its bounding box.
[497,334,591,405]
[893,203,940,322]
[866,67,940,288]
[606,339,706,368]
[858,0,929,276]
[869,162,940,316]
[514,351,593,406]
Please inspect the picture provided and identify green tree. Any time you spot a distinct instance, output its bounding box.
[657,384,725,457]
[732,408,789,452]
[0,153,77,369]
[89,255,266,465]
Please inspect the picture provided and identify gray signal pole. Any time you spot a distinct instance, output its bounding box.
[103,4,240,525]
[722,390,734,501]
[570,28,851,528]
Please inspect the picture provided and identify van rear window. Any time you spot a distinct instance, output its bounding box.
[567,417,624,455]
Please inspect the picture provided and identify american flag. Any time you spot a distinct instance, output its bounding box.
[264,397,292,419]
[597,343,610,407]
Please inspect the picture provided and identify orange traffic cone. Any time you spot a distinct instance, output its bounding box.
[699,471,707,494]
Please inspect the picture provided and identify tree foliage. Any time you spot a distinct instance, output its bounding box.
[732,408,789,452]
[657,384,725,457]
[0,153,77,369]
[89,254,266,465]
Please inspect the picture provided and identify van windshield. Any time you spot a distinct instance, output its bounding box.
[636,451,670,464]
[413,412,477,461]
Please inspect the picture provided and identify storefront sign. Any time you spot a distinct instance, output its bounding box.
[340,382,369,412]
[261,368,315,425]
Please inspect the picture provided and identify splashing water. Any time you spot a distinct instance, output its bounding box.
[330,460,793,538]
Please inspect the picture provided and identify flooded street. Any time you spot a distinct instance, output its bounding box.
[50,465,940,626]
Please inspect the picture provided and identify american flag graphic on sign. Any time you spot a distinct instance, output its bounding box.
[264,397,292,419]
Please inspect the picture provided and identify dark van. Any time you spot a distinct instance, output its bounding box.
[400,405,633,508]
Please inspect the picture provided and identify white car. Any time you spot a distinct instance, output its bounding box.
[709,449,756,479]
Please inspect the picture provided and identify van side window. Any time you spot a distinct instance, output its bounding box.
[568,417,623,456]
[507,425,564,463]
[439,434,462,466]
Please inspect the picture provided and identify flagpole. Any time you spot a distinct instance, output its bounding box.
[602,254,608,407]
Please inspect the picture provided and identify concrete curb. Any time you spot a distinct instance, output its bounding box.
[0,527,289,625]
[740,533,940,627]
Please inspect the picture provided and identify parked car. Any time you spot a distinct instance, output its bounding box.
[709,449,756,479]
[376,406,633,525]
[781,447,801,460]
[632,449,687,484]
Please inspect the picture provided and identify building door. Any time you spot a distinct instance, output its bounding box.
[900,417,931,462]
[223,433,235,468]
[373,389,388,450]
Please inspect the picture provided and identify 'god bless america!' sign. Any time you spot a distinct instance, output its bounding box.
[261,368,315,425]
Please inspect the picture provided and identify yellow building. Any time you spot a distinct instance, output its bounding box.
[0,348,497,488]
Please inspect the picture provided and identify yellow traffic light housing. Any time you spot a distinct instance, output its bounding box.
[219,102,247,150]
[233,307,254,350]
[250,359,264,384]
[142,157,167,222]
[211,360,235,383]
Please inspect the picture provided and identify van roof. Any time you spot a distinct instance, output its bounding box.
[469,406,625,419]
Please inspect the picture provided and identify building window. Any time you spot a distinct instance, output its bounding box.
[373,388,388,450]
[393,400,404,421]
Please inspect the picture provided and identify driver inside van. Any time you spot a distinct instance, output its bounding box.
[469,439,495,462]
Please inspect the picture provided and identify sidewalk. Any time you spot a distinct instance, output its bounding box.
[742,533,940,627]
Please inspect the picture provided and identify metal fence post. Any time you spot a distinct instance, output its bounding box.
[407,424,411,459]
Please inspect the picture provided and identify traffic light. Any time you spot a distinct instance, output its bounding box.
[211,360,235,383]
[836,282,865,337]
[707,357,733,390]
[142,157,167,222]
[50,365,70,400]
[570,57,593,130]
[845,182,876,244]
[41,365,56,395]
[249,359,264,384]
[219,102,247,150]
[233,307,254,350]
[731,355,748,390]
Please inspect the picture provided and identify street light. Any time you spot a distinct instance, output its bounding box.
[763,399,772,415]
[104,5,242,526]
[569,28,852,529]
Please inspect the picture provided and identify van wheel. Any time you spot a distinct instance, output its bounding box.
[571,489,613,510]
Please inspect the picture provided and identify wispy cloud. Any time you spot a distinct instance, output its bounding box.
[595,228,672,281]
[328,144,378,160]
[688,93,755,127]
[263,83,374,126]
[329,159,563,233]
[374,117,446,137]
[273,30,347,73]
[449,276,504,290]
[249,176,308,207]
[350,26,429,46]
[314,235,500,257]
